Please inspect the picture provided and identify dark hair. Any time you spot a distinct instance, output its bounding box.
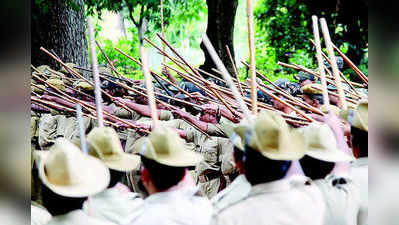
[351,126,368,157]
[41,184,86,216]
[307,93,324,105]
[299,155,335,180]
[243,146,292,186]
[141,156,186,191]
[109,169,125,188]
[233,147,245,163]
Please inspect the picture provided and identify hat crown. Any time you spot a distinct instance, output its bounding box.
[303,123,336,149]
[88,127,123,157]
[246,111,305,161]
[140,126,203,167]
[253,112,286,151]
[45,139,84,186]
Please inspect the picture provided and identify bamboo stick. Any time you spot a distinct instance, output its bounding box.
[113,48,193,97]
[88,17,105,127]
[312,15,330,107]
[139,46,159,127]
[320,18,347,110]
[246,0,257,114]
[226,45,244,96]
[202,34,252,120]
[332,43,368,84]
[32,74,148,133]
[96,40,122,78]
[257,85,314,122]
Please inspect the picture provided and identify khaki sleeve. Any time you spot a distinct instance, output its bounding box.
[38,114,58,150]
[114,105,133,119]
[207,124,225,137]
[219,138,235,175]
[159,110,174,121]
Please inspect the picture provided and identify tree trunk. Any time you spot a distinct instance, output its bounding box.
[200,0,239,78]
[32,0,89,71]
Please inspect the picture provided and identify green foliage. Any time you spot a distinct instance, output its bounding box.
[96,37,144,80]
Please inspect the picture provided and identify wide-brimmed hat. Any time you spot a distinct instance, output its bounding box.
[46,78,65,90]
[320,104,340,115]
[246,111,305,160]
[87,127,141,172]
[340,99,368,131]
[59,63,76,74]
[301,83,323,95]
[74,81,94,91]
[38,138,110,198]
[299,123,355,162]
[139,126,203,167]
[294,71,315,82]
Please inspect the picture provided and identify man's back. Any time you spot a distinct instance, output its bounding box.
[129,188,213,225]
[212,178,325,225]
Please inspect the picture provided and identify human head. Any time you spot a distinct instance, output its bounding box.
[303,93,324,108]
[351,126,368,158]
[140,157,186,194]
[299,155,335,180]
[244,145,292,185]
[199,104,221,124]
[138,127,202,194]
[294,72,315,87]
[42,184,87,216]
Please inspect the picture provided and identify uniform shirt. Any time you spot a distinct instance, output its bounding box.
[47,210,116,225]
[212,177,326,225]
[211,174,251,212]
[351,157,368,225]
[31,204,52,225]
[108,103,174,121]
[82,185,144,225]
[314,174,361,225]
[38,114,62,150]
[128,187,213,225]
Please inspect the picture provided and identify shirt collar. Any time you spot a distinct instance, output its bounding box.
[249,178,292,197]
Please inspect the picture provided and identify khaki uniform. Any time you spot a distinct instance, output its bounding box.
[211,174,251,212]
[351,157,368,225]
[108,103,174,121]
[212,177,326,225]
[187,132,234,198]
[38,114,59,150]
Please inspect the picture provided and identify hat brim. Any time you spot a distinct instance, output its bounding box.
[150,149,203,167]
[306,147,355,162]
[103,153,141,172]
[260,131,305,160]
[39,154,110,198]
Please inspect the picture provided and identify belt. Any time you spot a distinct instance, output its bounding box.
[198,170,222,183]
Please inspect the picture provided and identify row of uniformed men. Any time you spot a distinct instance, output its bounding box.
[31,98,368,225]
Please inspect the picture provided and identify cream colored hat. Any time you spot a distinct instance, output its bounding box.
[37,65,51,73]
[139,126,203,167]
[75,81,94,91]
[340,99,368,131]
[299,123,355,162]
[301,83,323,95]
[46,78,64,90]
[320,104,340,115]
[87,127,141,172]
[59,63,76,74]
[247,111,305,160]
[38,138,110,197]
